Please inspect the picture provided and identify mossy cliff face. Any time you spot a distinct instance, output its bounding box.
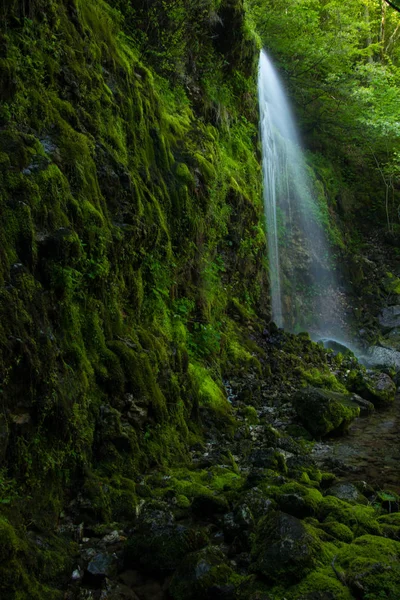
[0,0,266,556]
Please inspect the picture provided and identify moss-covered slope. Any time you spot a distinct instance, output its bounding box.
[0,0,267,542]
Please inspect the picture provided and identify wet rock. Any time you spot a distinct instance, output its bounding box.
[125,505,208,574]
[293,387,360,437]
[325,483,368,505]
[241,488,273,520]
[363,346,400,371]
[124,394,148,427]
[84,553,117,586]
[169,546,236,600]
[379,305,400,331]
[72,567,83,581]
[351,371,396,406]
[350,394,374,415]
[251,511,321,583]
[275,481,322,518]
[248,448,286,472]
[222,504,254,550]
[102,531,121,545]
[319,338,354,356]
[118,570,144,588]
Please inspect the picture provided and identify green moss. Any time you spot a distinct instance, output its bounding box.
[335,535,400,598]
[318,520,354,543]
[251,511,324,584]
[275,482,323,518]
[243,405,259,425]
[0,0,266,594]
[0,517,20,561]
[298,367,347,393]
[169,546,243,600]
[319,496,381,537]
[285,567,353,600]
[293,387,360,437]
[188,363,231,417]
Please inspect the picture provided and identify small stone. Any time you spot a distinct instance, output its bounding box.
[71,568,82,581]
[102,530,120,545]
[84,552,117,587]
[11,413,31,425]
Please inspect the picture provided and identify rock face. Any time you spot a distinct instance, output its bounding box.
[251,511,321,583]
[378,306,400,331]
[293,387,360,437]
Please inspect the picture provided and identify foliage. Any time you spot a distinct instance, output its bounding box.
[246,0,400,229]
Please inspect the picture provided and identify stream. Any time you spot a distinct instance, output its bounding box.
[312,397,400,493]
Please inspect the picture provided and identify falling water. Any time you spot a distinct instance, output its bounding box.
[258,49,346,340]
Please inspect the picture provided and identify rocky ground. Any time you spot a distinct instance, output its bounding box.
[59,327,400,600]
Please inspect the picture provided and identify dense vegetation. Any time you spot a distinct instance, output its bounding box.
[1,0,400,598]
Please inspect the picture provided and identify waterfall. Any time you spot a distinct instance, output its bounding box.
[258,49,346,340]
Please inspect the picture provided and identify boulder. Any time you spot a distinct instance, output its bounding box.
[83,552,117,587]
[362,346,400,371]
[349,371,396,406]
[325,483,368,505]
[335,535,400,598]
[293,387,360,437]
[251,511,321,583]
[349,394,374,416]
[125,504,208,574]
[380,328,400,351]
[319,338,354,356]
[169,547,236,600]
[248,448,286,472]
[379,305,400,331]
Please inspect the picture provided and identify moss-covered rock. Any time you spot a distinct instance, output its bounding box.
[125,503,209,575]
[251,511,323,584]
[169,546,241,600]
[324,482,368,505]
[335,535,400,598]
[319,496,381,537]
[293,387,360,437]
[275,482,323,518]
[347,370,396,406]
[285,568,353,600]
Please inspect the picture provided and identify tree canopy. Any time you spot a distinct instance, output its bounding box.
[247,0,400,229]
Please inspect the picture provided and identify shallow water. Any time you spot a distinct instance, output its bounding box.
[312,397,400,493]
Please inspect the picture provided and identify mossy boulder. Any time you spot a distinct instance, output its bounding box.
[169,546,239,600]
[286,568,353,599]
[378,513,400,541]
[248,448,287,473]
[347,370,396,406]
[335,535,400,598]
[276,482,323,518]
[318,521,354,543]
[293,387,360,437]
[324,482,368,505]
[125,504,209,574]
[251,511,322,584]
[319,496,381,537]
